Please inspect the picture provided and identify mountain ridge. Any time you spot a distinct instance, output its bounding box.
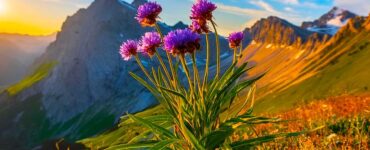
[302,7,358,35]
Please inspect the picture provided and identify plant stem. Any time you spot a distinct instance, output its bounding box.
[233,48,237,64]
[155,51,172,86]
[211,20,220,79]
[155,23,176,87]
[202,33,210,90]
[135,55,154,84]
[180,54,193,94]
[191,53,202,97]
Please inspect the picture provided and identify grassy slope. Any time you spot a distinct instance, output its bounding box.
[79,106,166,149]
[5,62,57,96]
[254,30,370,114]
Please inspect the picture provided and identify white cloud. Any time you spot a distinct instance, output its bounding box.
[279,0,299,5]
[334,0,370,15]
[216,3,271,17]
[284,7,295,12]
[249,0,280,14]
[216,2,306,29]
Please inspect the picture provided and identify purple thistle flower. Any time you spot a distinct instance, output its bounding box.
[228,32,244,49]
[139,32,162,56]
[135,2,162,27]
[189,19,209,34]
[190,0,217,21]
[120,40,138,61]
[164,29,201,55]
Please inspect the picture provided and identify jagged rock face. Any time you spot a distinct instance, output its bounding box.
[245,16,326,46]
[31,0,160,123]
[302,7,358,35]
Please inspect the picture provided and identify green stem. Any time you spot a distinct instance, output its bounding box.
[191,53,201,95]
[202,33,210,90]
[233,48,237,64]
[155,23,176,87]
[180,55,193,93]
[211,20,220,79]
[135,55,155,84]
[155,52,172,86]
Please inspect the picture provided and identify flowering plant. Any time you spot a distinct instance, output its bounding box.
[112,0,302,149]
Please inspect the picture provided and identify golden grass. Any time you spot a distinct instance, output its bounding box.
[233,95,370,149]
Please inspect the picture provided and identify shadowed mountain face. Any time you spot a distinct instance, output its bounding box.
[0,0,229,149]
[0,34,55,86]
[302,7,358,35]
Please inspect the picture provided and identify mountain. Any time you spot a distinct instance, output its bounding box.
[255,15,370,113]
[239,16,329,93]
[302,7,358,35]
[0,33,55,86]
[0,0,229,149]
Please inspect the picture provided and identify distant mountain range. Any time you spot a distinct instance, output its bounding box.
[302,7,358,35]
[0,0,367,149]
[0,33,55,86]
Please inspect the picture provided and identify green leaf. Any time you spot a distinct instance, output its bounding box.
[201,126,234,149]
[182,126,206,150]
[127,121,174,144]
[159,86,188,104]
[150,139,182,150]
[105,141,158,150]
[128,114,175,139]
[129,72,159,97]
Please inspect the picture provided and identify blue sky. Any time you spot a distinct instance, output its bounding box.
[1,0,369,35]
[130,0,370,35]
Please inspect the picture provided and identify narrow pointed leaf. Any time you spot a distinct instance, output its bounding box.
[128,114,175,139]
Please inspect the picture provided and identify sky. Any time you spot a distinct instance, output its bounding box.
[0,0,369,36]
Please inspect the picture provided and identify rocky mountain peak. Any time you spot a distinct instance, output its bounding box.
[301,7,357,35]
[246,16,324,46]
[172,21,188,29]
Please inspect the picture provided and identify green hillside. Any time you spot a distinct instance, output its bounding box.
[79,106,166,149]
[254,29,370,114]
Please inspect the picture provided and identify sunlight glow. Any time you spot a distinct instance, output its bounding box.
[0,0,6,15]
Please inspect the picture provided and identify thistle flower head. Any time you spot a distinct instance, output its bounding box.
[120,40,138,61]
[228,32,244,49]
[189,19,209,34]
[139,32,162,56]
[136,2,162,27]
[190,0,217,21]
[164,29,201,55]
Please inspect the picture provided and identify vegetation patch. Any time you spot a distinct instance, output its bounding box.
[244,95,370,149]
[6,62,57,96]
[254,31,370,113]
[79,105,166,149]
